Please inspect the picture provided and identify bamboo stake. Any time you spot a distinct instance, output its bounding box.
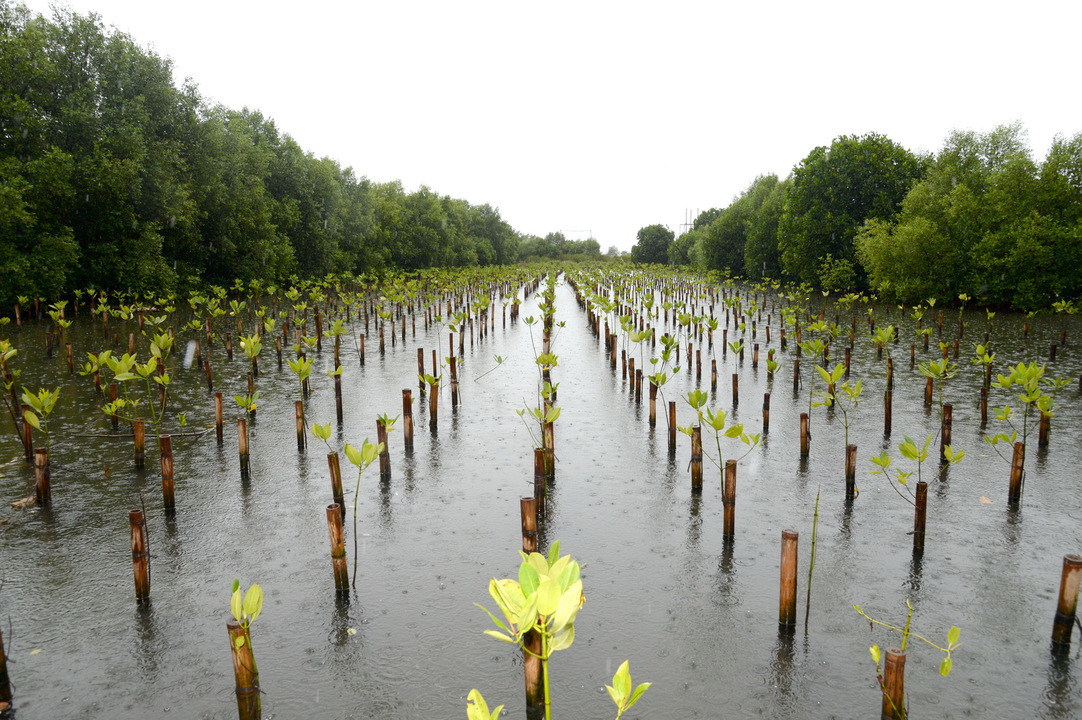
[226,622,260,720]
[690,425,703,492]
[295,400,306,450]
[668,401,677,453]
[34,447,50,506]
[722,459,736,540]
[520,496,538,553]
[913,481,928,554]
[215,392,224,444]
[779,529,799,628]
[160,435,175,511]
[762,392,771,434]
[1008,441,1025,505]
[134,417,145,468]
[1051,554,1082,648]
[845,444,857,500]
[129,509,150,603]
[881,649,906,720]
[402,389,414,451]
[327,504,349,595]
[799,413,810,457]
[238,418,250,477]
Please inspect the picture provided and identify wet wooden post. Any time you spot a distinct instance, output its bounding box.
[109,384,119,430]
[65,341,74,374]
[295,400,306,450]
[377,420,390,480]
[923,376,933,406]
[845,444,857,500]
[980,387,988,426]
[21,403,33,459]
[204,358,214,391]
[792,357,801,392]
[752,343,760,369]
[215,393,224,444]
[275,336,283,369]
[334,373,343,425]
[762,392,771,434]
[34,447,50,506]
[906,472,929,552]
[160,435,175,511]
[1051,554,1082,648]
[711,359,718,391]
[690,425,703,492]
[668,401,677,453]
[358,333,365,366]
[1038,411,1051,448]
[799,413,810,457]
[134,418,146,468]
[648,382,657,427]
[402,389,414,451]
[327,451,345,518]
[326,503,349,595]
[634,368,643,404]
[523,624,543,720]
[226,621,260,720]
[416,348,425,394]
[429,376,439,431]
[0,624,10,710]
[520,496,538,553]
[1008,441,1025,505]
[533,447,546,518]
[779,529,798,628]
[238,418,250,478]
[940,403,953,462]
[731,373,739,406]
[225,332,233,361]
[449,356,460,407]
[722,460,736,541]
[129,509,150,603]
[881,648,906,719]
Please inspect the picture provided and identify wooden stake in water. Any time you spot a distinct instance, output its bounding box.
[799,413,810,457]
[160,435,175,511]
[668,401,677,453]
[1008,441,1025,505]
[327,450,345,518]
[238,418,250,478]
[690,425,703,492]
[226,621,260,720]
[214,392,224,444]
[134,417,145,468]
[520,496,538,553]
[845,444,857,500]
[129,509,150,603]
[881,648,906,720]
[1051,554,1082,648]
[940,403,953,463]
[0,624,11,710]
[779,529,799,628]
[376,420,391,480]
[762,392,771,434]
[326,503,349,596]
[722,459,736,540]
[402,389,414,451]
[34,447,50,506]
[295,400,306,451]
[913,481,928,554]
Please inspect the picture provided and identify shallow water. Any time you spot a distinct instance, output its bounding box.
[1,279,1081,719]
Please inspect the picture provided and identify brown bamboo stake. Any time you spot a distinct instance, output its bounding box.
[203,358,213,391]
[881,648,906,720]
[520,496,538,553]
[377,420,390,480]
[21,403,33,459]
[238,418,250,477]
[1008,441,1025,505]
[979,387,988,426]
[402,389,414,451]
[215,392,224,444]
[799,413,810,457]
[334,373,343,424]
[225,332,233,361]
[913,480,928,554]
[762,392,771,434]
[160,435,175,511]
[450,356,460,407]
[295,400,306,450]
[226,621,260,720]
[129,509,150,603]
[523,626,543,720]
[723,459,736,540]
[924,376,933,405]
[34,447,50,506]
[326,503,349,595]
[533,447,546,518]
[634,368,643,404]
[416,348,425,394]
[940,403,953,462]
[668,401,677,453]
[779,529,799,628]
[1038,411,1051,447]
[358,333,365,365]
[648,382,657,427]
[0,623,11,709]
[134,417,145,468]
[65,341,74,374]
[690,425,703,492]
[1051,554,1082,648]
[845,444,857,499]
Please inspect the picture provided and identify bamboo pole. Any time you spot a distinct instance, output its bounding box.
[327,503,349,595]
[402,389,414,451]
[1008,441,1025,505]
[20,403,33,460]
[845,444,857,500]
[377,421,390,480]
[520,496,538,553]
[913,481,928,554]
[731,373,739,406]
[523,627,543,720]
[762,392,771,434]
[1051,554,1082,648]
[533,447,546,519]
[129,509,150,603]
[34,447,50,506]
[238,418,250,477]
[1038,411,1051,447]
[799,413,810,457]
[295,400,306,450]
[160,435,175,511]
[723,459,736,540]
[779,529,799,628]
[134,417,145,468]
[226,621,260,720]
[690,425,703,492]
[940,403,953,462]
[881,649,906,720]
[214,392,224,444]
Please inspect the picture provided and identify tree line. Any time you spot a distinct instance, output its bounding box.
[0,3,608,308]
[635,125,1082,310]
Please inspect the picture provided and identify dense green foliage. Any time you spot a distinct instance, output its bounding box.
[630,224,673,264]
[681,126,1082,309]
[0,2,539,307]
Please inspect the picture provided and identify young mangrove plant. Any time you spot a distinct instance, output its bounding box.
[228,579,264,720]
[343,438,384,587]
[476,540,585,720]
[869,435,965,504]
[854,600,962,719]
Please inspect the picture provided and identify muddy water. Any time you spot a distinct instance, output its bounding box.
[1,279,1080,719]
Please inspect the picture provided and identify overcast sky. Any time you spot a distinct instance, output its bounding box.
[19,0,1082,251]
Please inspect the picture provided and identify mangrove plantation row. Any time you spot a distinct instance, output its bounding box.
[1,262,1080,718]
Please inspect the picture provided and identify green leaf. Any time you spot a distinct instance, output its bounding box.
[243,583,263,621]
[940,656,953,676]
[234,635,245,649]
[344,443,363,466]
[870,644,881,665]
[627,681,651,710]
[22,410,41,431]
[947,626,961,646]
[535,577,562,615]
[230,586,243,623]
[518,562,540,597]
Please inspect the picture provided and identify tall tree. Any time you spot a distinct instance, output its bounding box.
[631,224,674,264]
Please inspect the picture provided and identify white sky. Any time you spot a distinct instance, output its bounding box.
[18,0,1082,251]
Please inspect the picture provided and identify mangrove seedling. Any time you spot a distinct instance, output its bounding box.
[343,438,384,587]
[21,386,60,451]
[477,540,585,720]
[605,660,652,720]
[869,435,965,503]
[464,689,504,720]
